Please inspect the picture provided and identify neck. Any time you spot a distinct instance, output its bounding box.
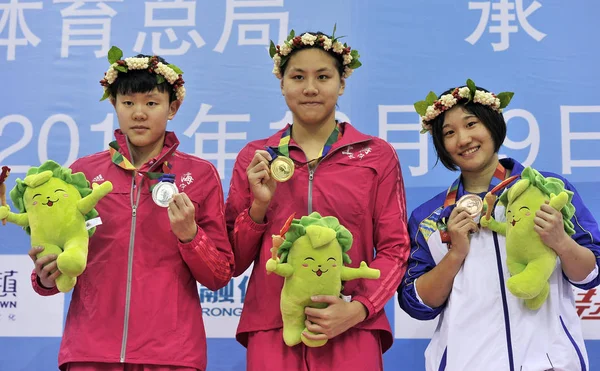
[127,136,165,168]
[461,154,500,193]
[291,116,337,154]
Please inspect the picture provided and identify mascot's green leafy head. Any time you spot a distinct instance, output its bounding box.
[277,212,353,264]
[10,161,99,236]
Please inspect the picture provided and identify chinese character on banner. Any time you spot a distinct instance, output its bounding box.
[465,0,546,51]
[576,288,600,320]
[560,105,600,174]
[0,0,43,61]
[215,280,235,303]
[183,103,249,180]
[214,0,288,53]
[237,275,248,304]
[133,0,205,56]
[199,286,216,303]
[54,0,123,58]
[378,105,428,176]
[0,270,17,298]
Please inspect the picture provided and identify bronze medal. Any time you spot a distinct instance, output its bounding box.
[270,156,294,182]
[456,194,484,218]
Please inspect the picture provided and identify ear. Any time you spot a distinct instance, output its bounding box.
[338,78,346,96]
[109,97,116,108]
[168,99,182,120]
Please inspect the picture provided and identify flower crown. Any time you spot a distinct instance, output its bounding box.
[269,25,362,79]
[414,79,514,134]
[100,46,186,102]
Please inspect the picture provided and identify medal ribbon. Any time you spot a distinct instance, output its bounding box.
[109,140,173,191]
[438,162,510,243]
[274,122,341,160]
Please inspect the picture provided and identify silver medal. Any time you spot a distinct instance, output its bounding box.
[152,181,179,207]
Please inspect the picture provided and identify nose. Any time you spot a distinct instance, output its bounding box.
[457,130,472,146]
[132,107,146,121]
[318,265,322,268]
[303,78,318,96]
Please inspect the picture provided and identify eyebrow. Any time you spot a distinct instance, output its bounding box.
[442,114,478,128]
[290,67,333,73]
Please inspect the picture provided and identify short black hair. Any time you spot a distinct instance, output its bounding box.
[108,54,177,103]
[429,86,507,171]
[280,32,344,78]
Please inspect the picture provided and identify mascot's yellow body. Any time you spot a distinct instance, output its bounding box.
[0,160,112,292]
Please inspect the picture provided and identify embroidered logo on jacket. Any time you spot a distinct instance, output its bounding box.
[180,172,194,191]
[342,145,372,160]
[92,174,105,183]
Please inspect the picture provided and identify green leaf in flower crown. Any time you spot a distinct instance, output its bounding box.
[425,91,438,105]
[100,89,111,101]
[348,59,362,69]
[414,100,429,116]
[114,65,127,73]
[332,24,337,39]
[420,128,429,134]
[168,64,183,75]
[287,30,295,41]
[269,40,277,58]
[497,92,514,109]
[466,79,477,100]
[108,46,123,64]
[156,74,165,84]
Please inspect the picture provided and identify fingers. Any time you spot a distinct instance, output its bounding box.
[247,150,272,172]
[28,246,43,262]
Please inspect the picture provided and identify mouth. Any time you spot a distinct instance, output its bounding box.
[302,102,322,106]
[130,126,149,131]
[511,218,520,226]
[43,199,59,207]
[460,146,480,156]
[313,268,328,277]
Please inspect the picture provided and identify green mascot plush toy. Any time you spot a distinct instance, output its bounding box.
[0,160,113,292]
[480,167,575,310]
[266,212,380,347]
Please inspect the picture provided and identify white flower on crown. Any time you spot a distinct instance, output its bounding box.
[280,43,292,56]
[474,90,500,109]
[343,53,353,65]
[301,33,317,45]
[342,66,353,79]
[424,105,440,122]
[332,41,345,54]
[458,87,470,99]
[124,57,149,70]
[438,94,457,107]
[322,37,333,51]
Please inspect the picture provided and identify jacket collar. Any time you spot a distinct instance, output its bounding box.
[264,121,372,150]
[113,129,180,171]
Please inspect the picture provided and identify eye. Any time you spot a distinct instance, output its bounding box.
[122,101,133,106]
[54,188,66,193]
[318,75,329,80]
[327,257,336,262]
[32,193,41,199]
[304,257,315,261]
[519,206,530,211]
[466,121,478,128]
[443,130,454,137]
[147,101,158,107]
[292,75,304,80]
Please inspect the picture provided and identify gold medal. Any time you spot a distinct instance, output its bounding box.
[456,194,484,218]
[270,156,294,182]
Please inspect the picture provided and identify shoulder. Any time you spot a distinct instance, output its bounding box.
[70,150,110,174]
[409,190,447,225]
